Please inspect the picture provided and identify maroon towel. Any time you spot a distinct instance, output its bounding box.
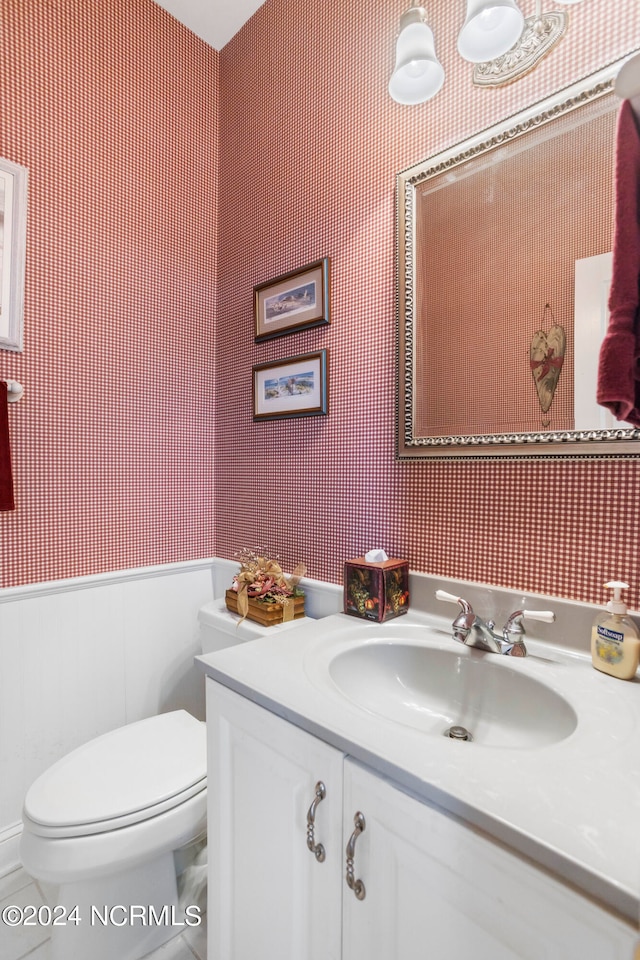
[597,100,640,426]
[0,381,15,511]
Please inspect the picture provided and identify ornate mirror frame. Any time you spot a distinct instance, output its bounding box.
[396,60,640,460]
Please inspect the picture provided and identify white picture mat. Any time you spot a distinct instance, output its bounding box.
[0,158,28,352]
[255,356,322,414]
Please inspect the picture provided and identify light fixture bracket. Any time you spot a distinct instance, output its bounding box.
[472,9,568,87]
[398,6,428,30]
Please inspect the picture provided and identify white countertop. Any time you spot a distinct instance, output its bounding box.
[197,608,640,924]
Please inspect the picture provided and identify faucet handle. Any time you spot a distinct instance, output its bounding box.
[504,608,555,635]
[435,590,475,620]
[436,590,475,640]
[436,589,472,611]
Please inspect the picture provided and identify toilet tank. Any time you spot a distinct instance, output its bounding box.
[198,597,308,654]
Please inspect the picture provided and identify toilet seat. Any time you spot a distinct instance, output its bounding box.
[23,711,206,839]
[20,787,207,885]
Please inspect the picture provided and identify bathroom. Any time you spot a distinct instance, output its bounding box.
[1,0,640,957]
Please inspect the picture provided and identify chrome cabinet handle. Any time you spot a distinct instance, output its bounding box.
[306,781,326,862]
[345,811,366,900]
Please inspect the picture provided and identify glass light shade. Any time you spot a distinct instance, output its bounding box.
[389,11,445,105]
[457,0,525,63]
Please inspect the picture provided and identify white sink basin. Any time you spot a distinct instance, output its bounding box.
[327,640,577,749]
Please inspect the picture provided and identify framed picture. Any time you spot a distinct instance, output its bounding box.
[253,350,328,421]
[0,158,28,352]
[254,257,330,341]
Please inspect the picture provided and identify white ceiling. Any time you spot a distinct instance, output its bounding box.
[154,0,266,50]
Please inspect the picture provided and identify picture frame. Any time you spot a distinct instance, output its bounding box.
[254,257,330,341]
[0,157,28,352]
[253,350,328,421]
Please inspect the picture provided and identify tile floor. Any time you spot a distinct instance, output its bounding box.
[0,865,207,960]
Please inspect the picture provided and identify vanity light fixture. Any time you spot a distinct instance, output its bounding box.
[457,0,525,63]
[472,0,587,87]
[388,0,587,103]
[388,6,445,105]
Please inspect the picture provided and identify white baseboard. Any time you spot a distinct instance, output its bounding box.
[0,822,22,878]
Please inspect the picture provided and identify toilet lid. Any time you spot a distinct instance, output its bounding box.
[24,711,207,828]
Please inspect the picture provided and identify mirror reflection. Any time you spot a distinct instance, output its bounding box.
[396,65,640,458]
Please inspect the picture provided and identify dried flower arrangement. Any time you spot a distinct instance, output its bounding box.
[226,548,306,626]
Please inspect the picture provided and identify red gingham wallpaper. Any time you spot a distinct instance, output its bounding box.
[0,0,218,585]
[215,0,640,608]
[1,1,640,610]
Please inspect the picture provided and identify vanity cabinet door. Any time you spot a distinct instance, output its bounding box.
[342,759,636,960]
[206,680,344,960]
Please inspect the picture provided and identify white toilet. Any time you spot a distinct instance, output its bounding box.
[19,598,255,960]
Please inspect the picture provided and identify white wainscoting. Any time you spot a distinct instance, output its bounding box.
[0,558,218,877]
[0,557,343,878]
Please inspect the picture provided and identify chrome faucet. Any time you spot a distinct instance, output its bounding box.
[436,590,555,657]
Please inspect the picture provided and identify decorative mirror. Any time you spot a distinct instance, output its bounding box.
[396,61,640,459]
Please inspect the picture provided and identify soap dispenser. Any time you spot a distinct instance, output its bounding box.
[591,580,640,680]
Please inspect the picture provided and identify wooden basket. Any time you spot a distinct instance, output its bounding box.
[225,589,305,627]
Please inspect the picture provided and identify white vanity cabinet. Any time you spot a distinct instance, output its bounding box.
[342,759,635,960]
[206,679,637,960]
[206,679,344,960]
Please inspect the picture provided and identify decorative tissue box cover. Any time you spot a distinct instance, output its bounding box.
[344,557,409,622]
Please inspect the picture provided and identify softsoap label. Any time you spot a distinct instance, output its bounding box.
[593,623,624,665]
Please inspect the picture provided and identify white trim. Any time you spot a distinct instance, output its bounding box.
[0,558,217,603]
[0,822,22,878]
